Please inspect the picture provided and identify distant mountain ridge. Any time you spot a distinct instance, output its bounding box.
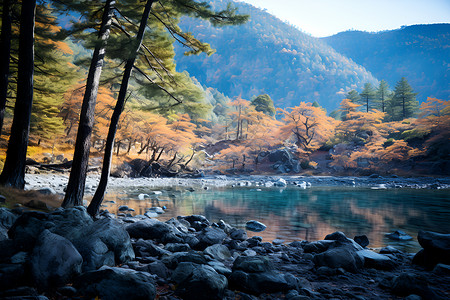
[174,0,378,111]
[322,24,450,102]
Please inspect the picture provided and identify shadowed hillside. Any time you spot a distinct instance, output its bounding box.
[323,24,450,102]
[174,0,378,111]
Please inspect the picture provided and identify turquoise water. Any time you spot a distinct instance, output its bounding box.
[103,186,450,253]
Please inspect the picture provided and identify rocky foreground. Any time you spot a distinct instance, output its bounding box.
[0,206,449,300]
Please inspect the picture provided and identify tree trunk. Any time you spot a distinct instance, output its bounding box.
[155,147,164,162]
[88,0,155,216]
[0,0,36,189]
[0,0,12,137]
[126,139,133,154]
[166,152,177,169]
[116,140,121,156]
[62,0,115,208]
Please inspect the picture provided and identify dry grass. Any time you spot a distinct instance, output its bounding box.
[0,186,62,212]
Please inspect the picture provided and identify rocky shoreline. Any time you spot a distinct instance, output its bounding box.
[0,204,449,300]
[24,173,450,196]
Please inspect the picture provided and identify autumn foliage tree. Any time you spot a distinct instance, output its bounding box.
[279,102,337,155]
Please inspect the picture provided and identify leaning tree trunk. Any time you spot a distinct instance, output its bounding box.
[0,0,12,137]
[0,0,36,188]
[88,0,155,216]
[62,0,115,208]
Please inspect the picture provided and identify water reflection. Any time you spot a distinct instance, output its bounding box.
[95,186,450,253]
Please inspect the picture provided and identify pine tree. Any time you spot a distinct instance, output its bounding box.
[62,0,115,208]
[251,94,275,117]
[359,83,376,112]
[0,0,12,137]
[346,90,361,104]
[0,0,36,188]
[375,80,391,113]
[388,77,418,120]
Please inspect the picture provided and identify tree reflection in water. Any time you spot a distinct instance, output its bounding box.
[95,186,450,253]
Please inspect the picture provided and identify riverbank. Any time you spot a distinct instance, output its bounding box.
[0,205,449,299]
[24,173,450,196]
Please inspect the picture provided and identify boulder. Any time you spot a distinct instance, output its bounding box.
[413,230,450,269]
[0,207,18,229]
[232,256,274,273]
[165,243,191,253]
[197,227,227,249]
[74,266,156,300]
[73,218,134,271]
[386,230,413,241]
[179,215,210,231]
[229,270,291,295]
[31,230,82,289]
[274,178,287,187]
[230,228,248,241]
[391,273,437,299]
[302,240,334,253]
[356,249,396,270]
[313,246,364,272]
[245,220,266,232]
[354,235,369,248]
[203,244,231,261]
[126,219,183,244]
[162,251,208,269]
[171,262,227,300]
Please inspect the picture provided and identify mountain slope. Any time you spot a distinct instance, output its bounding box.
[174,0,378,111]
[323,24,450,101]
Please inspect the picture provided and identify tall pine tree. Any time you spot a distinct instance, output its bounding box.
[388,77,418,120]
[0,0,36,188]
[375,80,391,113]
[359,83,376,112]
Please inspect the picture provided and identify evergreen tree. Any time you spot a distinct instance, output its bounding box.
[0,0,36,188]
[86,0,248,216]
[359,83,376,112]
[0,0,12,137]
[375,80,391,113]
[346,90,361,104]
[388,77,418,120]
[251,94,275,117]
[62,0,115,208]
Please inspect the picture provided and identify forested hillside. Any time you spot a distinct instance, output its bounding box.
[323,24,450,102]
[174,0,378,111]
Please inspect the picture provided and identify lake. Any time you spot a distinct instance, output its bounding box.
[98,185,450,253]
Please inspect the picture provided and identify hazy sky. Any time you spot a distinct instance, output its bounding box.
[239,0,450,37]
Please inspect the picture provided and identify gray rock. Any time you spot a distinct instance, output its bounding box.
[245,220,266,232]
[10,251,28,264]
[230,229,248,241]
[171,262,227,300]
[146,261,170,279]
[379,246,402,254]
[356,249,396,270]
[165,243,191,253]
[73,218,134,272]
[118,205,129,211]
[354,235,369,248]
[233,256,274,273]
[313,246,364,272]
[413,231,450,269]
[432,263,450,275]
[274,178,287,187]
[0,207,17,229]
[386,230,413,241]
[133,239,170,258]
[162,251,208,269]
[197,227,227,249]
[204,244,231,261]
[0,263,26,290]
[229,270,290,295]
[391,273,433,298]
[74,266,156,300]
[31,230,82,289]
[126,218,183,244]
[243,249,257,256]
[302,240,334,253]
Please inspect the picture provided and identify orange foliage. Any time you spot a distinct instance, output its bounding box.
[279,102,337,153]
